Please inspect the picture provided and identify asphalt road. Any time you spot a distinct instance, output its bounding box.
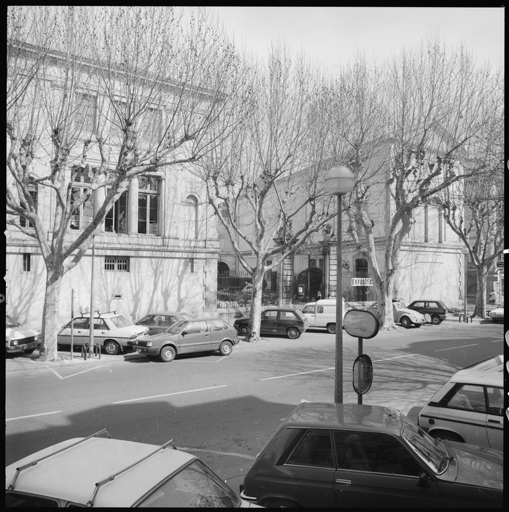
[6,320,504,490]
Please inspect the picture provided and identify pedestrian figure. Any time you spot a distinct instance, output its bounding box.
[490,290,498,304]
[316,290,322,301]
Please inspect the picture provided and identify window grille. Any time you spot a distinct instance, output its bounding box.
[105,256,130,272]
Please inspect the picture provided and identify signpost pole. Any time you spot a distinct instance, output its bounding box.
[358,337,363,404]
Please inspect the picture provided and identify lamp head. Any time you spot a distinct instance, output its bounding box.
[324,166,355,196]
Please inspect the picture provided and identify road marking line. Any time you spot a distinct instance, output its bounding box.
[261,367,335,381]
[435,343,478,352]
[49,365,106,379]
[113,385,229,404]
[7,411,61,422]
[372,355,413,362]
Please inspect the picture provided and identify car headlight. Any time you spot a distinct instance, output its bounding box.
[34,334,40,341]
[146,341,152,347]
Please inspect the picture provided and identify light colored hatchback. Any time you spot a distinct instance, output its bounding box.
[418,368,503,451]
[5,429,259,507]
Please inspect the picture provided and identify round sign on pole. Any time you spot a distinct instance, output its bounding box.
[344,309,379,339]
[353,354,373,395]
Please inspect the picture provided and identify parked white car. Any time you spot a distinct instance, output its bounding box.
[6,315,41,355]
[5,429,259,507]
[301,299,346,333]
[57,312,148,355]
[418,368,503,451]
[367,301,426,328]
[488,306,504,324]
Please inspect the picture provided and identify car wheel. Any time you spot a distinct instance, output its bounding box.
[219,341,233,356]
[431,315,442,325]
[237,325,249,336]
[263,498,301,508]
[491,318,499,324]
[400,316,411,329]
[431,430,463,443]
[326,323,336,334]
[160,345,176,362]
[104,340,120,355]
[286,327,300,339]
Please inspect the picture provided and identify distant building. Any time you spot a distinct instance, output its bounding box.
[219,143,468,307]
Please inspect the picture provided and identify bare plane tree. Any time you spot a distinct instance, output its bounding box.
[332,39,502,329]
[6,6,249,360]
[198,44,341,341]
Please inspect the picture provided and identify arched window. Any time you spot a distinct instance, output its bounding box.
[184,195,199,239]
[218,262,230,276]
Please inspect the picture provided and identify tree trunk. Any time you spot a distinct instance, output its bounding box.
[474,266,488,319]
[38,267,64,362]
[247,268,265,342]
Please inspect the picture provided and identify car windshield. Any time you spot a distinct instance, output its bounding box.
[166,320,188,334]
[6,315,18,328]
[401,415,449,474]
[109,315,134,329]
[137,460,240,508]
[301,305,315,314]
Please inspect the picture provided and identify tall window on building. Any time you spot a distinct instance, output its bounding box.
[424,204,429,243]
[20,184,38,228]
[70,166,93,230]
[184,195,199,239]
[23,253,31,272]
[75,92,97,135]
[140,107,162,143]
[138,176,159,235]
[354,258,369,301]
[105,191,128,233]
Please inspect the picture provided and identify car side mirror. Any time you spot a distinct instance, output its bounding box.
[181,331,187,336]
[418,472,429,488]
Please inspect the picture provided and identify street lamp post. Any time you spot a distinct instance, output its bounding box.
[324,166,355,403]
[461,247,469,322]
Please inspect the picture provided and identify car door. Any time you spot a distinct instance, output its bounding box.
[178,320,210,354]
[260,310,278,334]
[207,319,228,350]
[433,383,490,446]
[332,431,442,508]
[279,429,336,507]
[90,317,109,347]
[485,386,503,450]
[58,317,89,346]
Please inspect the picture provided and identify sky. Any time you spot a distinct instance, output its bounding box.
[204,6,504,70]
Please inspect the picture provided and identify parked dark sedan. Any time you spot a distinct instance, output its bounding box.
[240,402,502,508]
[407,300,448,324]
[234,307,308,339]
[135,311,193,335]
[132,317,239,362]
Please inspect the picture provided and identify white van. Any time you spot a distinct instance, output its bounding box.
[301,298,345,334]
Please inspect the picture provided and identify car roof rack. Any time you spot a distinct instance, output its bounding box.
[7,428,112,491]
[86,438,175,507]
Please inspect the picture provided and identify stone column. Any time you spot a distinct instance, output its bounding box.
[128,177,138,234]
